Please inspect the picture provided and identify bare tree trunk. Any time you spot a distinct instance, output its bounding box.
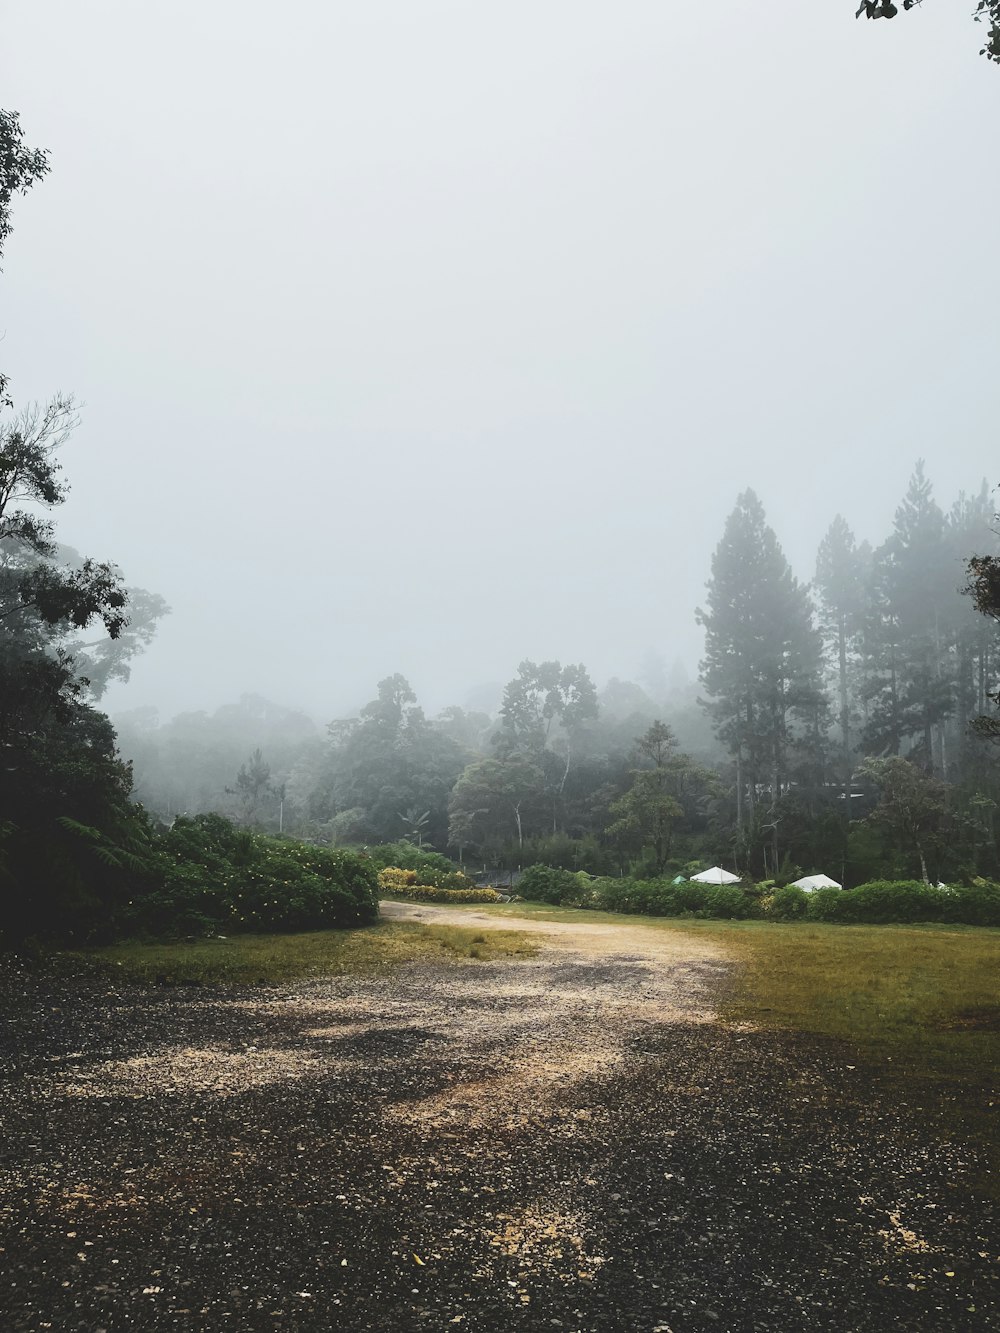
[889,644,900,754]
[772,687,783,874]
[933,611,948,779]
[979,640,987,716]
[838,612,850,799]
[735,749,743,828]
[771,711,781,876]
[956,643,970,755]
[923,714,933,772]
[559,746,572,796]
[985,639,992,715]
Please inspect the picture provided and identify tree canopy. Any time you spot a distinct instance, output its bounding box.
[855,1,1000,64]
[0,107,171,941]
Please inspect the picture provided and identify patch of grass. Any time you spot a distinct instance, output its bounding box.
[693,920,999,1064]
[460,900,1000,1179]
[709,920,1000,1193]
[482,901,1000,1076]
[79,921,537,987]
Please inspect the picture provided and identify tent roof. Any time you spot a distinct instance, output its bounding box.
[790,873,842,891]
[690,866,741,884]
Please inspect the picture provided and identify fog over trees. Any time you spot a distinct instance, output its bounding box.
[3,3,1000,937]
[4,2,998,725]
[104,461,1000,887]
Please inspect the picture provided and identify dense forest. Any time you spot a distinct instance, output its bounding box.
[112,466,1000,890]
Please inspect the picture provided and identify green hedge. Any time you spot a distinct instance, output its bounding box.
[517,869,761,919]
[592,877,761,919]
[516,865,1000,927]
[517,864,587,906]
[120,814,379,938]
[385,884,502,904]
[807,879,1000,927]
[767,885,811,920]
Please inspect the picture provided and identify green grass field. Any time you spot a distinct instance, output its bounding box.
[83,920,537,986]
[712,918,1000,1193]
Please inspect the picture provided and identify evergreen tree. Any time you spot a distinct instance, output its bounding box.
[815,515,869,793]
[605,721,717,875]
[697,489,827,874]
[949,483,1000,763]
[861,463,955,772]
[606,722,683,874]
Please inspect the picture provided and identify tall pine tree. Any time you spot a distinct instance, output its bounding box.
[815,516,870,795]
[861,463,955,773]
[698,490,827,874]
[949,482,999,770]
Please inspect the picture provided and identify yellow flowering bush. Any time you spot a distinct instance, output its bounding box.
[378,866,418,890]
[377,862,493,902]
[384,883,502,904]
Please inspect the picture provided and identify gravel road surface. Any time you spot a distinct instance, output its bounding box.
[1,906,995,1331]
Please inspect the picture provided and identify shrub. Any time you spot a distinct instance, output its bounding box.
[846,880,943,924]
[806,879,939,925]
[944,881,1000,927]
[378,867,418,891]
[701,884,760,919]
[803,878,1000,927]
[430,869,477,891]
[805,886,847,922]
[768,885,810,920]
[518,864,585,906]
[385,884,502,904]
[161,812,256,877]
[234,845,378,932]
[119,816,379,938]
[593,878,681,915]
[363,843,458,878]
[119,858,218,939]
[586,876,760,919]
[672,881,716,913]
[414,867,478,891]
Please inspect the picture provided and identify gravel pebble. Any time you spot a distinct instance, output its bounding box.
[1,913,996,1332]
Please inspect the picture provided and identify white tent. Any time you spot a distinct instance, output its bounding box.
[790,874,842,891]
[690,866,741,885]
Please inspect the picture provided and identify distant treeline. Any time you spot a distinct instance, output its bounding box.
[112,465,1000,892]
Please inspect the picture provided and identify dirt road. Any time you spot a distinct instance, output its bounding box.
[1,908,995,1331]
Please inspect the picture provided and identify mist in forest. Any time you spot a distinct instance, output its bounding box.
[3,0,998,731]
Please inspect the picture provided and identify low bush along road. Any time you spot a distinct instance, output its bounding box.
[2,905,997,1332]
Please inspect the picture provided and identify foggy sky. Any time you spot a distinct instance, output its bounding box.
[3,2,998,723]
